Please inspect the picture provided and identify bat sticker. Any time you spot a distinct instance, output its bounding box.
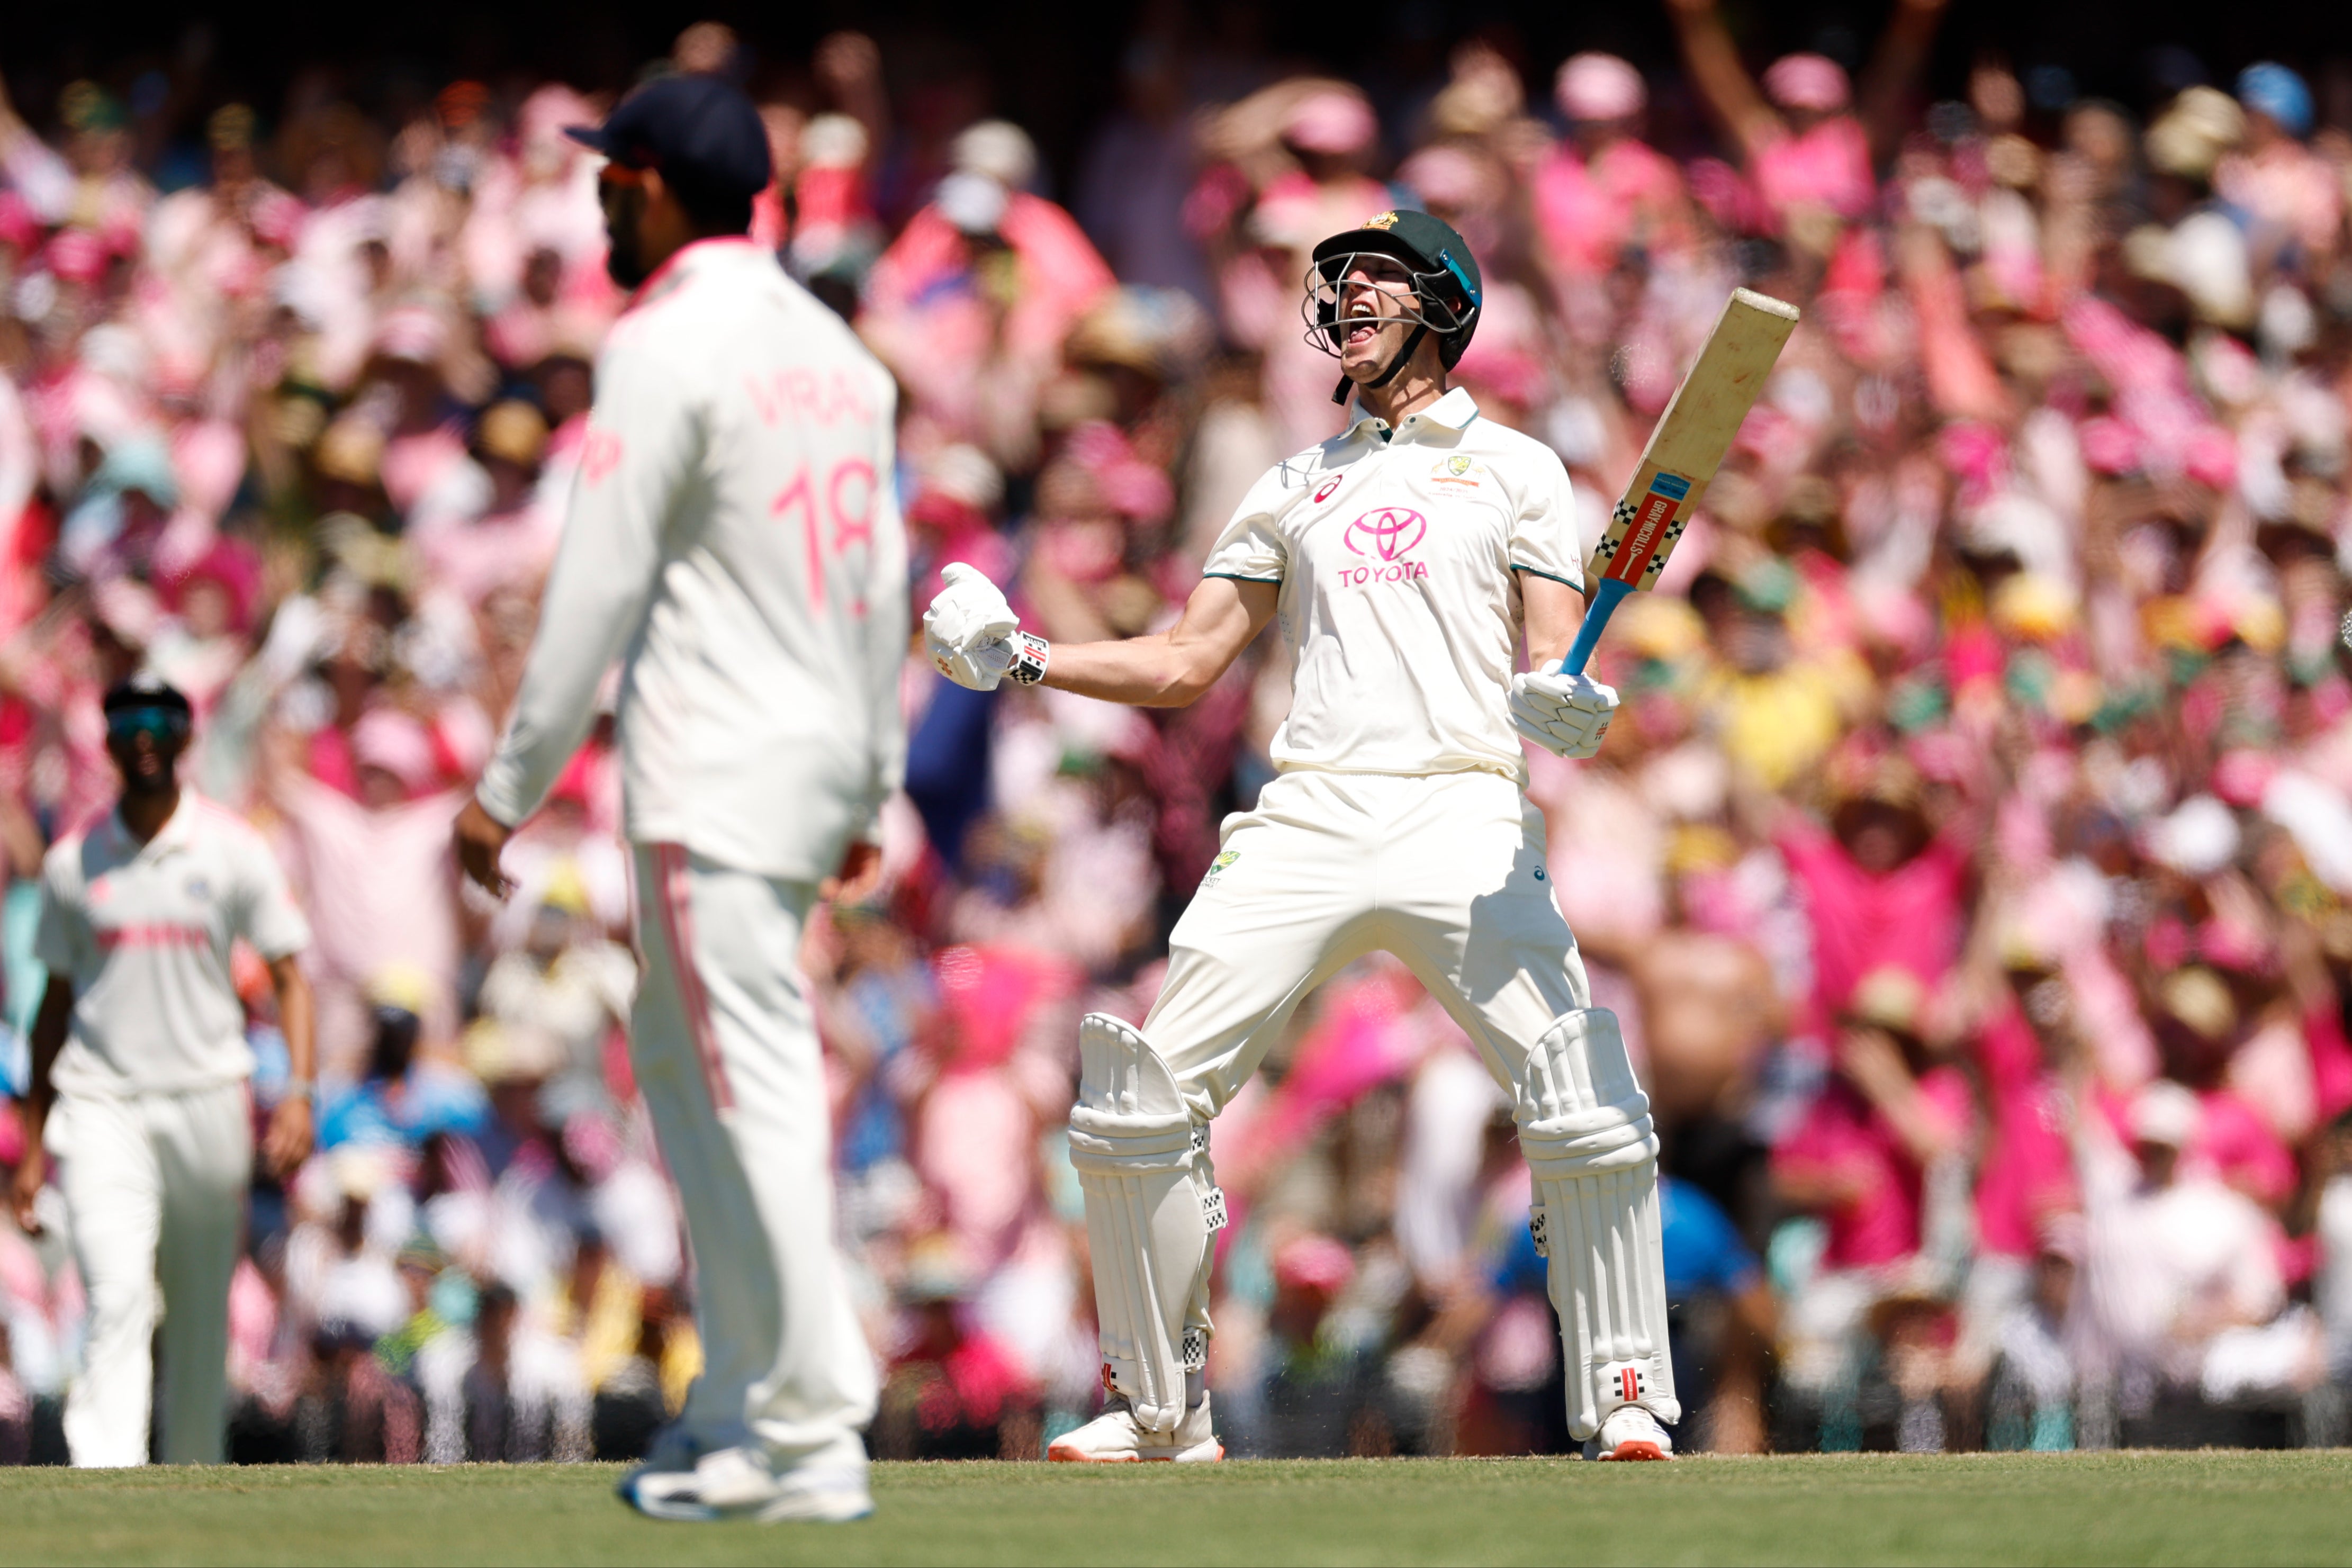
[1599,471,1691,587]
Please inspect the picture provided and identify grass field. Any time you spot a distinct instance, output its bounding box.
[3,1452,2348,1566]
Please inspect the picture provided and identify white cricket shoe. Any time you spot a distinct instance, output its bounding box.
[1047,1393,1224,1463]
[1585,1404,1674,1462]
[619,1443,874,1523]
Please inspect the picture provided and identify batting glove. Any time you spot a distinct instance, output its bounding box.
[923,563,1049,691]
[1509,669,1619,760]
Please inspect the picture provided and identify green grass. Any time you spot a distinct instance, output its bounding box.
[1,1452,2347,1566]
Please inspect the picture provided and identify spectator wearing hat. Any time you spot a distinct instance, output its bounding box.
[860,118,1115,465]
[409,400,562,609]
[260,706,465,1083]
[1665,0,1948,248]
[2075,1078,2290,1441]
[2218,64,2339,272]
[1205,81,1392,453]
[1770,965,1971,1440]
[1532,54,1697,287]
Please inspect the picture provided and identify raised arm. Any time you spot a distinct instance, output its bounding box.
[1663,0,1783,165]
[923,565,1277,710]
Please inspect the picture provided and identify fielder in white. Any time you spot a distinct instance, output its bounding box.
[10,675,318,1466]
[452,76,905,1524]
[924,210,1679,1462]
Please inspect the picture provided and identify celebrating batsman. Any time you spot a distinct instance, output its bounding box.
[923,211,1678,1462]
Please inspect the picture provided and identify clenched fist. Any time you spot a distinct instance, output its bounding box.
[922,563,1048,690]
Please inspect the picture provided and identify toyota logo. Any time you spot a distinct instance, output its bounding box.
[1343,507,1427,561]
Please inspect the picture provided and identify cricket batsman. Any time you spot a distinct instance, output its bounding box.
[452,74,906,1522]
[11,675,317,1466]
[923,211,1679,1462]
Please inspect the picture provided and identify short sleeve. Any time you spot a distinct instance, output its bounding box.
[1508,448,1583,590]
[232,828,312,960]
[32,851,82,975]
[1201,467,1289,584]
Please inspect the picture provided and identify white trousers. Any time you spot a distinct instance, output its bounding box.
[48,1082,250,1466]
[630,843,877,1467]
[1147,769,1590,1115]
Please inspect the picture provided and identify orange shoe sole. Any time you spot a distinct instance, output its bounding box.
[1597,1439,1671,1461]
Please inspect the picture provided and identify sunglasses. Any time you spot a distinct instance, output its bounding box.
[106,707,192,744]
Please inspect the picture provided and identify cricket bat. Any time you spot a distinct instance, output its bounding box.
[1557,288,1800,675]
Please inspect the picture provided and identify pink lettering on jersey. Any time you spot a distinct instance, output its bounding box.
[745,368,876,428]
[1334,561,1432,588]
[95,924,209,952]
[828,459,875,554]
[776,456,880,614]
[581,427,624,485]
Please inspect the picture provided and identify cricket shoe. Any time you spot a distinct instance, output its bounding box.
[619,1444,874,1523]
[1584,1404,1674,1462]
[621,1422,705,1481]
[1047,1393,1224,1463]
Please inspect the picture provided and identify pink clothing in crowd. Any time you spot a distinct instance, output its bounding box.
[1778,821,1969,1034]
[1971,1005,2079,1259]
[860,192,1115,435]
[1754,117,1876,222]
[1773,1067,1971,1269]
[272,774,465,1072]
[1531,139,1694,278]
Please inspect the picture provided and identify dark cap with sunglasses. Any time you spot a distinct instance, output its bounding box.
[564,74,772,201]
[103,674,193,740]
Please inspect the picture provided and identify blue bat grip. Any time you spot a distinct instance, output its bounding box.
[1555,576,1632,676]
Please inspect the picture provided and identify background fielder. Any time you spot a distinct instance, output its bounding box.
[10,678,317,1467]
[924,211,1678,1462]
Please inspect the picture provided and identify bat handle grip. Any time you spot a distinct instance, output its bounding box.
[1555,577,1631,677]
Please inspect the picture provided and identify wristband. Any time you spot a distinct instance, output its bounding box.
[284,1076,316,1104]
[1008,630,1051,686]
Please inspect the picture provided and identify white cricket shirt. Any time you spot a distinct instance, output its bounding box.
[476,238,911,880]
[34,794,311,1096]
[1202,387,1581,780]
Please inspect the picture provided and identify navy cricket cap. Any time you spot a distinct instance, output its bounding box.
[102,673,192,720]
[565,74,772,199]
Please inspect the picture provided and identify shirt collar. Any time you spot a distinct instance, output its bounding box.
[1341,386,1483,446]
[108,792,196,861]
[625,235,764,311]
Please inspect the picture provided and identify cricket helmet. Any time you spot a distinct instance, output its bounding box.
[1303,209,1484,388]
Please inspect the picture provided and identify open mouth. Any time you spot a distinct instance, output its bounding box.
[1343,312,1383,348]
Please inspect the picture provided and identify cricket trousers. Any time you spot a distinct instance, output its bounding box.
[631,843,877,1468]
[1148,768,1591,1112]
[1086,768,1678,1441]
[47,1082,250,1466]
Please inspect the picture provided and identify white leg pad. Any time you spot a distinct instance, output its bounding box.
[1066,1013,1223,1434]
[1516,1008,1681,1440]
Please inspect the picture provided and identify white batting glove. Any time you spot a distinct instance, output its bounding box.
[1510,669,1619,760]
[922,563,1049,691]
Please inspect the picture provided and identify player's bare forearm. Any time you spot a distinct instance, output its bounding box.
[270,956,315,1085]
[1518,572,1589,670]
[1041,576,1277,708]
[263,954,317,1177]
[11,977,71,1233]
[22,975,69,1124]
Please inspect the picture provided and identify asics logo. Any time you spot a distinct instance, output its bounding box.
[1343,507,1426,561]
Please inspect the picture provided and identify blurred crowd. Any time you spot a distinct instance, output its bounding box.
[5,3,2352,1464]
